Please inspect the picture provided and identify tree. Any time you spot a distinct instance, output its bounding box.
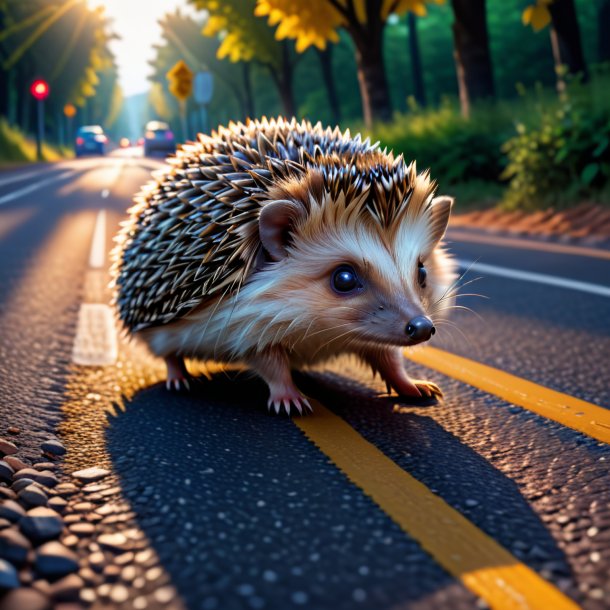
[449,0,494,118]
[406,12,426,106]
[522,0,588,92]
[189,0,298,117]
[255,0,445,127]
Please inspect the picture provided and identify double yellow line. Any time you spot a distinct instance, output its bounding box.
[294,346,607,609]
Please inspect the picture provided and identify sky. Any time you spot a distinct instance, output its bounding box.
[93,0,195,98]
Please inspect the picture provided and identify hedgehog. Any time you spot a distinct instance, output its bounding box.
[112,117,457,414]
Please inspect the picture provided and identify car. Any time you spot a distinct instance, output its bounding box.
[75,125,107,156]
[143,121,175,156]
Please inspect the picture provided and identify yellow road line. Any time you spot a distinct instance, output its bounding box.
[405,347,610,445]
[447,229,610,260]
[296,403,580,610]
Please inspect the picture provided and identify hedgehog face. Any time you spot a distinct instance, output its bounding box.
[257,183,456,354]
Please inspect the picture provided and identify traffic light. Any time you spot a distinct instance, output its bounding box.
[30,79,50,101]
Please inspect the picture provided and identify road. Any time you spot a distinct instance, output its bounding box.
[0,151,609,610]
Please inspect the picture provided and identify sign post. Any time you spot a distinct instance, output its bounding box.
[193,71,214,135]
[30,79,50,161]
[63,103,76,143]
[166,60,193,141]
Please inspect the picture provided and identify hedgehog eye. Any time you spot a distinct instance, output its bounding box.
[417,261,427,288]
[331,265,361,294]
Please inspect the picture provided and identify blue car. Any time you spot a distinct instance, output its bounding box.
[75,125,107,156]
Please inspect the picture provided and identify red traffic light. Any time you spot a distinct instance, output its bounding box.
[30,79,50,101]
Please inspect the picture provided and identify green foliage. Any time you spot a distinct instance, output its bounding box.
[0,117,69,163]
[502,73,610,210]
[369,99,511,186]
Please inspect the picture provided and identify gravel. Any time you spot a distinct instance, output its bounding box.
[0,462,14,483]
[0,587,51,610]
[0,500,26,523]
[40,440,66,457]
[19,507,64,543]
[0,558,19,589]
[0,529,31,565]
[0,440,18,457]
[34,542,79,578]
[18,485,48,508]
[70,467,109,483]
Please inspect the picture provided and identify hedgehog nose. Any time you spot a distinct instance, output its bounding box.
[406,316,435,342]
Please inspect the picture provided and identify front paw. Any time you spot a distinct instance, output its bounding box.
[412,379,443,399]
[267,387,312,416]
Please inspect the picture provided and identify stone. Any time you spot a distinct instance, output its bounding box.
[0,588,51,610]
[6,428,20,436]
[72,502,93,512]
[0,440,18,456]
[54,483,78,497]
[0,519,11,530]
[0,462,14,483]
[3,457,29,472]
[13,468,41,481]
[41,440,66,457]
[48,497,68,513]
[50,574,84,602]
[97,533,128,552]
[0,528,32,565]
[0,488,17,501]
[68,523,95,536]
[0,558,19,589]
[12,478,36,492]
[33,463,56,472]
[35,541,79,578]
[71,468,109,483]
[109,584,129,604]
[19,485,48,508]
[20,507,64,542]
[33,472,58,488]
[88,552,105,572]
[0,500,26,522]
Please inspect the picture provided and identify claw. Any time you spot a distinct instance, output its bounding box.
[274,401,280,414]
[302,398,313,413]
[183,378,190,391]
[283,399,291,415]
[166,379,171,391]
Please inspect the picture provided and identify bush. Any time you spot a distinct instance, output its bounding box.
[370,99,510,187]
[0,118,69,164]
[501,76,610,210]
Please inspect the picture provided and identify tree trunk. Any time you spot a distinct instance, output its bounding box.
[353,30,393,127]
[242,62,255,119]
[599,0,610,62]
[317,47,341,124]
[450,0,495,118]
[407,12,426,107]
[269,42,296,118]
[548,0,588,91]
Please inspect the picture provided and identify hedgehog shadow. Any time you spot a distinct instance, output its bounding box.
[106,368,576,608]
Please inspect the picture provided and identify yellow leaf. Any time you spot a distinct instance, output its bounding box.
[522,3,551,31]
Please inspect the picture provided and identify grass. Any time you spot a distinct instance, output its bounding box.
[0,117,73,166]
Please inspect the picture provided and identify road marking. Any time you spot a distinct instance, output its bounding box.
[405,346,610,445]
[72,209,118,366]
[448,229,610,261]
[89,210,106,268]
[0,170,76,206]
[457,259,610,298]
[71,303,118,366]
[296,402,580,610]
[101,189,109,199]
[0,167,59,188]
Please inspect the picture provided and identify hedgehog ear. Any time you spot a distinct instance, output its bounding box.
[259,199,305,261]
[426,196,453,251]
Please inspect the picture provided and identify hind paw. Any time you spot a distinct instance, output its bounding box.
[412,379,443,399]
[267,389,312,416]
[165,374,193,392]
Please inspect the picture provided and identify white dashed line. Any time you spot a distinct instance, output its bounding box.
[458,259,610,298]
[89,210,107,269]
[0,170,76,206]
[72,209,118,366]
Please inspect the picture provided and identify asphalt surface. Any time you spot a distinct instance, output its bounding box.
[0,150,609,610]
